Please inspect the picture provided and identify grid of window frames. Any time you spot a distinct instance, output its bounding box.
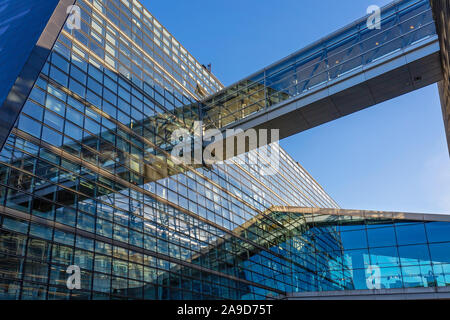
[10,35,338,228]
[2,206,449,299]
[69,0,222,100]
[0,216,284,299]
[222,146,338,210]
[0,0,340,300]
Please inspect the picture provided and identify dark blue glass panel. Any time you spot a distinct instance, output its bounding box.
[29,87,46,105]
[41,127,62,147]
[396,223,427,245]
[398,244,431,266]
[367,226,396,248]
[343,248,370,269]
[425,222,450,243]
[339,222,365,231]
[43,111,64,131]
[2,217,29,234]
[0,0,60,144]
[29,223,53,240]
[75,235,94,251]
[429,243,450,264]
[55,207,76,227]
[17,115,41,138]
[340,229,368,249]
[53,230,74,246]
[22,100,44,121]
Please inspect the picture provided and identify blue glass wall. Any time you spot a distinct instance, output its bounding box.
[0,0,337,300]
[240,210,450,294]
[0,0,60,114]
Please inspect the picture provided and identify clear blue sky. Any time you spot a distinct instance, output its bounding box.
[142,0,450,214]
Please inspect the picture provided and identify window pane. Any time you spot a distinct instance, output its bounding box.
[426,222,450,243]
[396,223,427,245]
[340,229,368,249]
[398,244,431,266]
[367,226,396,248]
[17,115,41,138]
[369,246,400,267]
[41,127,62,147]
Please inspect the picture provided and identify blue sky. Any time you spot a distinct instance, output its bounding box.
[143,0,450,214]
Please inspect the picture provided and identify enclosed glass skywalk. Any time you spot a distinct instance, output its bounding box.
[201,0,437,130]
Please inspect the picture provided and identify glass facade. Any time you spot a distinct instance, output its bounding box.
[0,0,448,301]
[1,205,450,299]
[201,0,436,129]
[0,0,60,107]
[0,0,338,300]
[181,208,450,293]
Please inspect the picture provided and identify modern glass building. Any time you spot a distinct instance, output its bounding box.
[0,0,449,300]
